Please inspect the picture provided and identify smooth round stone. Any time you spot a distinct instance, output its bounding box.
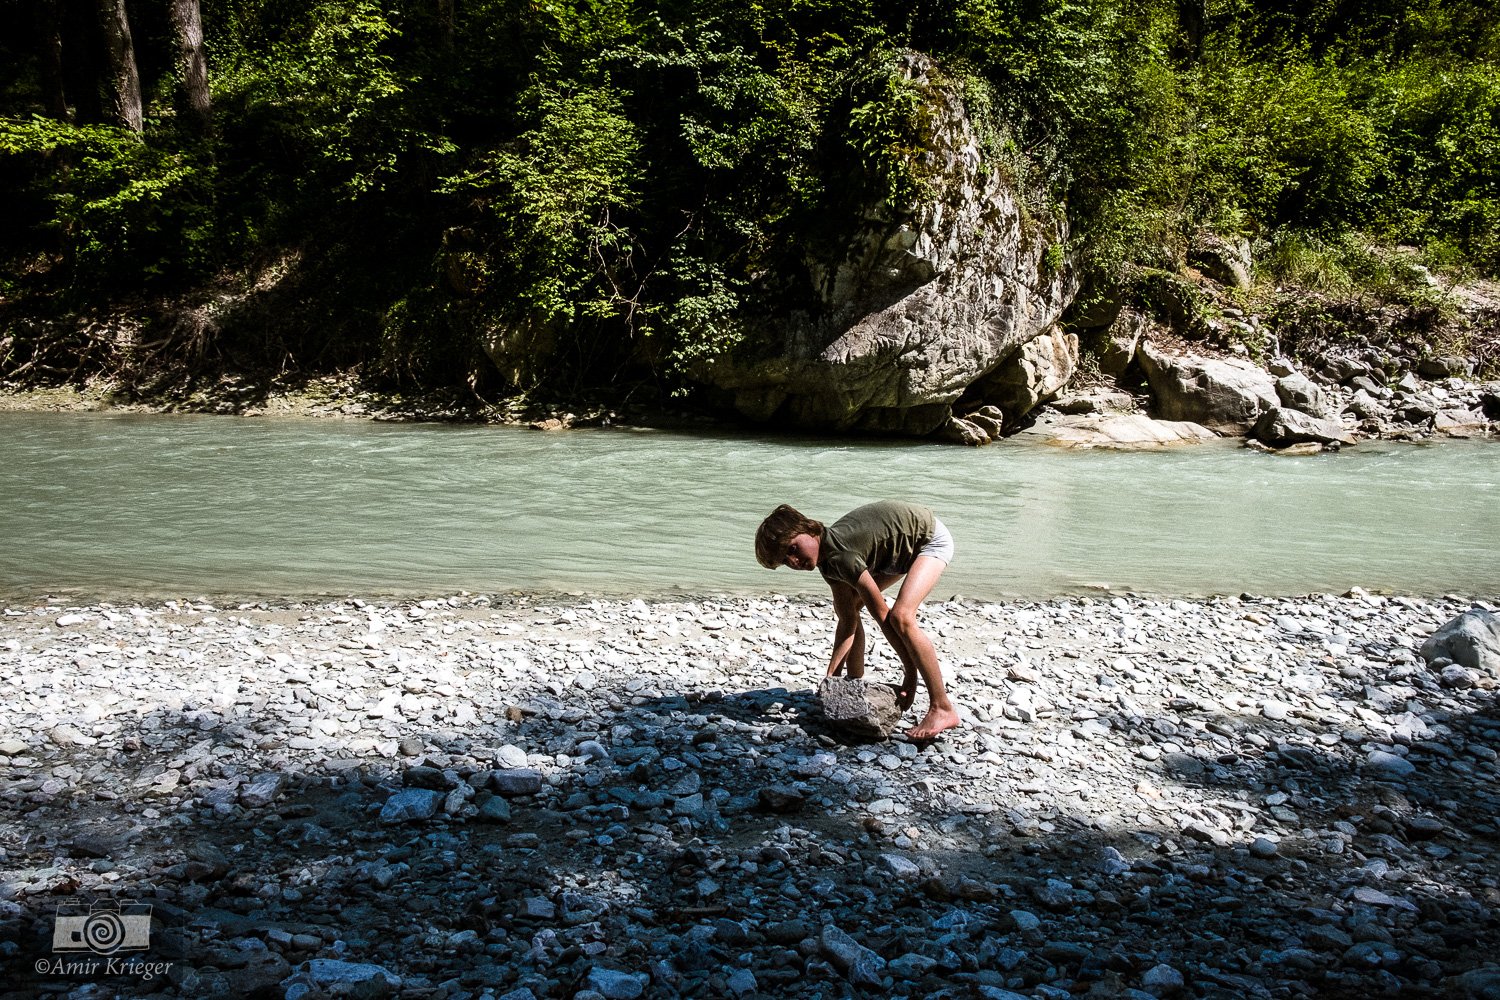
[1249,837,1280,859]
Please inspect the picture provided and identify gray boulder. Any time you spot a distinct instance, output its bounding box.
[1252,406,1356,447]
[1096,308,1147,376]
[818,677,903,738]
[1421,609,1500,675]
[1138,342,1279,432]
[819,925,887,988]
[378,789,443,824]
[1418,354,1472,378]
[698,53,1075,434]
[283,959,401,1000]
[977,325,1080,421]
[1188,233,1253,290]
[1275,372,1336,419]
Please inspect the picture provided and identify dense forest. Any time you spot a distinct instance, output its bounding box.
[0,0,1496,406]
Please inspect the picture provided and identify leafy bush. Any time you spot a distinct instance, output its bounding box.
[0,116,214,290]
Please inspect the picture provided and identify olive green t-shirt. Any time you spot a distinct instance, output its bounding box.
[818,500,936,587]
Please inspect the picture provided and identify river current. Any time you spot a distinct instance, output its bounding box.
[1,412,1496,600]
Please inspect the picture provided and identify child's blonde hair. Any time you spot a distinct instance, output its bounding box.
[755,504,824,569]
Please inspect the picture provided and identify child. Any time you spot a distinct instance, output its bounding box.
[755,500,960,739]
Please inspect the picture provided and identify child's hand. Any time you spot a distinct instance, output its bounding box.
[896,676,916,710]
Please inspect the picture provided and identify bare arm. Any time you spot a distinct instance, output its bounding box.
[852,571,920,704]
[826,581,866,677]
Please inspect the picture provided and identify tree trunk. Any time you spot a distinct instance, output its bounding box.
[97,0,143,134]
[168,0,212,134]
[437,0,455,51]
[36,0,71,120]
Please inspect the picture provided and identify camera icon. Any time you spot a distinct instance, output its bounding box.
[52,900,153,955]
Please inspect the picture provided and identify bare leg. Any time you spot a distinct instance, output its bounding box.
[887,556,960,739]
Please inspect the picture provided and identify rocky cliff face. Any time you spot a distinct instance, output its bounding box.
[699,53,1076,435]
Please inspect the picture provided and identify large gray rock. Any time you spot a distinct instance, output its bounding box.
[819,925,887,988]
[1275,372,1336,419]
[1138,342,1278,433]
[1421,610,1500,675]
[1016,413,1219,449]
[283,959,401,1000]
[1252,406,1356,447]
[1095,308,1147,376]
[818,677,903,738]
[699,53,1076,434]
[976,325,1080,422]
[1188,233,1253,290]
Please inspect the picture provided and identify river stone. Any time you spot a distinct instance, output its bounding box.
[1017,413,1218,449]
[818,677,903,738]
[491,768,545,796]
[1275,373,1336,419]
[1138,342,1279,433]
[1252,406,1356,447]
[379,788,443,823]
[1366,750,1416,779]
[819,925,886,987]
[976,325,1080,422]
[1141,962,1186,996]
[1096,308,1148,375]
[1420,609,1500,675]
[585,967,646,999]
[695,53,1076,435]
[286,959,401,999]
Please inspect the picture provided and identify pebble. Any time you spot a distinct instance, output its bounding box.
[0,591,1493,1000]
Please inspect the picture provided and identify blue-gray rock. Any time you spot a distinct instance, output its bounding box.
[1458,968,1500,1000]
[889,952,938,979]
[585,966,646,999]
[819,924,886,987]
[1343,940,1401,968]
[496,990,538,1000]
[283,959,401,999]
[1421,609,1500,674]
[1250,837,1279,859]
[1007,909,1042,932]
[491,769,544,796]
[378,788,443,824]
[977,988,1030,1000]
[1365,750,1416,779]
[879,853,921,881]
[476,796,511,823]
[726,968,758,996]
[1142,962,1185,995]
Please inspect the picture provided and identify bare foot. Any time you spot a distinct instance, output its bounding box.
[905,705,961,740]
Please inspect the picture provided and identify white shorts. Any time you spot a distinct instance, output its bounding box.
[874,517,954,575]
[920,517,955,565]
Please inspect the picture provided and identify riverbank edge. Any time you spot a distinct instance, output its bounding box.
[3,377,1497,451]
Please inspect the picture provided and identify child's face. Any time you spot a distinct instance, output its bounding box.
[782,532,819,571]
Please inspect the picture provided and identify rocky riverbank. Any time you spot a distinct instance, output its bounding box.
[2,591,1498,999]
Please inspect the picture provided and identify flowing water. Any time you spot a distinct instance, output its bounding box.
[1,412,1496,601]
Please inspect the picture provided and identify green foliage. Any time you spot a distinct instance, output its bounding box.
[1,0,1497,397]
[0,116,214,289]
[440,82,642,325]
